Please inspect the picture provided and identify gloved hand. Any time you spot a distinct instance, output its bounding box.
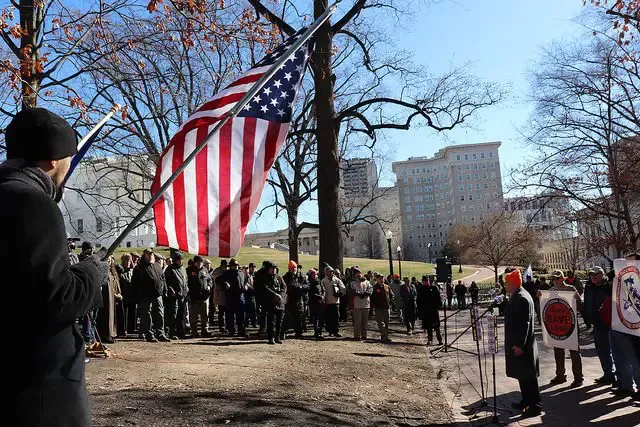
[85,255,110,288]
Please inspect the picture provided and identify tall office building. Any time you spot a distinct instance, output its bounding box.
[341,158,378,197]
[392,141,504,261]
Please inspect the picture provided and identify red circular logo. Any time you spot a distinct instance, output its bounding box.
[543,298,576,340]
[616,266,640,330]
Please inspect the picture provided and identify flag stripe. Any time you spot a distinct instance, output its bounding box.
[207,125,220,257]
[161,146,178,248]
[171,136,188,251]
[195,126,210,255]
[241,118,256,229]
[183,131,199,253]
[217,122,233,256]
[229,118,244,256]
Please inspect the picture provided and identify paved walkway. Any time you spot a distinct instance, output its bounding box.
[421,307,640,426]
[460,266,502,284]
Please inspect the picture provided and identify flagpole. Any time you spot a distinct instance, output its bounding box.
[60,104,122,190]
[103,3,339,260]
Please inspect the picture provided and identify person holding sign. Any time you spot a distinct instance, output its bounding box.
[504,267,541,418]
[538,270,584,387]
[584,266,616,386]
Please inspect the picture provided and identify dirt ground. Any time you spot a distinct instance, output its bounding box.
[86,319,454,426]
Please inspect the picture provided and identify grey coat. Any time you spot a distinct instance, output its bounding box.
[504,287,539,380]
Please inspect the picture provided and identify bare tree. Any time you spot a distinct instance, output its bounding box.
[246,0,504,271]
[511,33,640,256]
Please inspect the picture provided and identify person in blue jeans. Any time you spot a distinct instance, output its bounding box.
[583,266,616,385]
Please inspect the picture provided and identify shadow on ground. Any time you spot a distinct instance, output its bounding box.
[91,389,458,426]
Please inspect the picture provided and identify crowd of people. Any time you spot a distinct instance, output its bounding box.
[73,242,462,346]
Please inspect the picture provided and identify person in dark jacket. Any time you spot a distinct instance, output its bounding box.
[283,260,309,339]
[371,273,394,343]
[260,261,287,344]
[418,275,443,345]
[254,261,270,334]
[469,281,479,305]
[400,277,417,335]
[454,280,467,309]
[1,108,107,427]
[446,282,454,309]
[187,256,213,338]
[117,254,137,335]
[165,252,188,339]
[78,240,95,262]
[583,265,616,385]
[308,269,326,339]
[244,263,257,328]
[132,248,170,342]
[504,268,541,418]
[219,258,247,337]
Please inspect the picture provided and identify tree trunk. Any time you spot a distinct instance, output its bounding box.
[493,266,499,285]
[20,0,41,109]
[313,0,343,272]
[287,207,300,263]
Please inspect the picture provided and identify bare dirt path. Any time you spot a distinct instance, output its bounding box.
[87,319,454,426]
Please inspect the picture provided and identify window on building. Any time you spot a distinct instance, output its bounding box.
[458,175,463,181]
[464,154,469,160]
[350,236,355,241]
[467,184,472,190]
[407,215,412,222]
[456,155,461,160]
[489,152,493,158]
[490,162,495,168]
[460,195,465,201]
[490,172,496,178]
[481,152,485,159]
[484,183,489,189]
[465,164,470,170]
[472,153,477,159]
[406,205,412,212]
[476,183,481,190]
[96,217,103,233]
[457,165,462,171]
[77,219,84,234]
[459,184,464,191]
[474,163,478,170]
[492,182,497,189]
[469,194,473,201]
[482,162,487,169]
[475,173,479,180]
[404,188,410,194]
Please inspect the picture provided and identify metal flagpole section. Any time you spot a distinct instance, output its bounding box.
[103,2,339,260]
[60,104,122,190]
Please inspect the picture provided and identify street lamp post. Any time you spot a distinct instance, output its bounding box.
[428,242,432,264]
[386,230,394,276]
[397,246,402,278]
[456,239,463,273]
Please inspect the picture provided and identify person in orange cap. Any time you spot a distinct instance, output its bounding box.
[504,267,541,418]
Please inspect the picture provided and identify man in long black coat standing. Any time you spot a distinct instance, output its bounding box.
[1,108,108,426]
[504,267,541,418]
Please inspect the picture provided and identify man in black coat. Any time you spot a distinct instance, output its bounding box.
[165,252,189,339]
[132,249,170,342]
[258,261,287,344]
[504,268,541,418]
[283,260,309,339]
[219,258,247,337]
[418,276,443,345]
[1,108,108,426]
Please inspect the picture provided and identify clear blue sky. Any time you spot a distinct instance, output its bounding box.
[248,0,588,234]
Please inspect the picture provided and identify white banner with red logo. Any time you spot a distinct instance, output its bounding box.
[613,260,640,337]
[540,290,579,350]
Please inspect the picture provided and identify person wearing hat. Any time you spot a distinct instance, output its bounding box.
[165,252,188,339]
[307,269,326,339]
[67,234,80,265]
[321,265,346,338]
[503,268,541,418]
[244,263,258,328]
[417,275,442,344]
[371,272,394,343]
[583,265,616,385]
[212,259,229,333]
[132,249,170,342]
[538,270,583,387]
[1,108,109,426]
[349,267,372,341]
[187,256,213,338]
[219,258,248,337]
[258,261,287,344]
[78,240,96,262]
[283,260,309,339]
[400,276,418,335]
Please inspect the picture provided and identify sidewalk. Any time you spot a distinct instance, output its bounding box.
[422,307,640,426]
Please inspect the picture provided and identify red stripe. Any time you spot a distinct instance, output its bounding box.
[228,72,262,88]
[196,92,245,114]
[263,121,282,179]
[151,165,168,247]
[195,126,209,255]
[217,122,233,257]
[240,118,256,233]
[171,137,188,251]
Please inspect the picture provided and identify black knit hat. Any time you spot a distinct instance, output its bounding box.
[5,108,77,161]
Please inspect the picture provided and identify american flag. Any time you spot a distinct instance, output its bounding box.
[152,30,313,257]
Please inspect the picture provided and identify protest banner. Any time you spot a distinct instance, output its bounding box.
[540,290,579,350]
[613,259,640,337]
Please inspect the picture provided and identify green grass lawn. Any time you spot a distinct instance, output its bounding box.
[112,246,474,280]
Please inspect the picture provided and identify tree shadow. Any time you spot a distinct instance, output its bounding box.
[461,382,640,426]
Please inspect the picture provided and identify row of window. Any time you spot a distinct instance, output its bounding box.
[402,164,446,176]
[455,152,495,161]
[456,162,495,171]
